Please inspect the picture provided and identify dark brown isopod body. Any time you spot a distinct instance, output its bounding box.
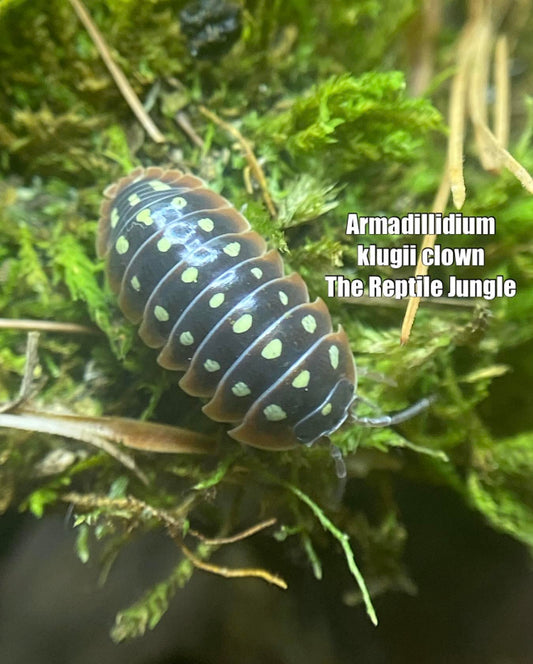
[98,167,357,450]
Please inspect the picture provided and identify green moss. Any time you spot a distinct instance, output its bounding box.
[251,72,443,171]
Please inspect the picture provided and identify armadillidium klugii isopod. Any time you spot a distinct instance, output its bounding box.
[98,167,358,451]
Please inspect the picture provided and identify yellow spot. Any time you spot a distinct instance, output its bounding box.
[150,180,171,191]
[278,291,288,305]
[204,359,220,372]
[251,267,263,279]
[110,208,119,228]
[261,338,282,360]
[136,208,154,226]
[223,242,241,257]
[209,293,225,309]
[171,196,187,210]
[301,314,317,334]
[130,275,141,291]
[128,193,141,206]
[231,382,251,397]
[232,314,252,334]
[329,345,339,370]
[198,217,214,232]
[263,404,287,422]
[292,370,310,389]
[157,237,172,252]
[179,331,194,346]
[321,402,332,416]
[154,305,169,322]
[115,236,129,255]
[181,267,199,283]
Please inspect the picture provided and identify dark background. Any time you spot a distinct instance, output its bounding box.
[1,479,531,664]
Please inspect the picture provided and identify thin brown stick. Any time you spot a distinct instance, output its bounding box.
[175,111,205,148]
[198,105,277,218]
[0,318,98,335]
[400,170,450,344]
[68,0,165,144]
[179,541,287,589]
[466,12,533,190]
[493,35,510,148]
[0,332,41,414]
[82,414,216,455]
[408,0,442,96]
[479,123,533,191]
[468,14,498,170]
[190,517,277,545]
[61,492,286,588]
[447,20,475,209]
[402,1,532,340]
[11,409,215,455]
[0,411,149,485]
[61,492,197,528]
[0,334,146,483]
[242,165,254,195]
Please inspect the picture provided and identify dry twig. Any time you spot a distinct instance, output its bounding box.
[189,517,277,545]
[178,540,288,590]
[174,111,205,148]
[408,0,443,96]
[0,333,216,485]
[401,0,533,342]
[61,492,197,527]
[62,493,287,589]
[0,332,41,414]
[493,35,510,148]
[68,0,165,144]
[198,105,277,218]
[1,411,150,485]
[400,170,450,344]
[0,318,98,335]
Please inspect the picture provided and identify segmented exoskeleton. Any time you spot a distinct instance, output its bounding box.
[97,167,357,450]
